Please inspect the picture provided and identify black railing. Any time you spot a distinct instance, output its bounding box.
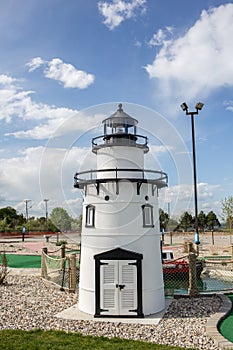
[74,168,168,188]
[92,133,148,148]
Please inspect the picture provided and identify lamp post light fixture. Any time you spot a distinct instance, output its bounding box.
[180,102,204,253]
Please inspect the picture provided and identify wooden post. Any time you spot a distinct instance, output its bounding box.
[41,247,48,278]
[61,243,66,259]
[187,241,193,253]
[211,230,215,245]
[69,253,77,293]
[60,244,66,291]
[60,243,66,268]
[188,252,198,297]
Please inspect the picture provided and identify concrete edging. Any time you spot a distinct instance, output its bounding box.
[206,294,233,349]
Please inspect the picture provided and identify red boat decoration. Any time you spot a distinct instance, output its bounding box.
[162,250,203,279]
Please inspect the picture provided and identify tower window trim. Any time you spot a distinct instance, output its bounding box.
[142,204,154,228]
[85,205,95,227]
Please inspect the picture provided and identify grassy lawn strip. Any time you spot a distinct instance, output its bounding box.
[0,329,195,350]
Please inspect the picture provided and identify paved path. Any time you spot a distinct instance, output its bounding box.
[21,241,46,253]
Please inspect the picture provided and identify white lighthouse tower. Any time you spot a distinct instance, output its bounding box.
[74,104,168,317]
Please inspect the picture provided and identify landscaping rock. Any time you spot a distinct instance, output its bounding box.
[0,275,223,349]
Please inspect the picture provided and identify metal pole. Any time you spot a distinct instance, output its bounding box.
[190,114,200,252]
[181,102,204,255]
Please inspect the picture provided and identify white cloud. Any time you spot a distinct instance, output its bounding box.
[0,74,103,140]
[26,57,45,72]
[6,111,104,140]
[168,182,219,203]
[148,27,173,47]
[6,117,69,140]
[0,82,35,122]
[98,0,146,30]
[0,75,79,126]
[163,184,192,203]
[40,146,96,217]
[26,57,95,89]
[224,100,233,112]
[0,74,19,86]
[0,145,95,217]
[0,147,44,202]
[197,182,220,200]
[134,40,142,48]
[145,4,233,103]
[44,58,95,89]
[160,182,220,217]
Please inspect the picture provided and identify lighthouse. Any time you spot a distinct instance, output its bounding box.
[74,104,168,317]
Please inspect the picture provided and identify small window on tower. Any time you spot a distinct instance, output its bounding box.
[142,204,154,227]
[86,205,95,227]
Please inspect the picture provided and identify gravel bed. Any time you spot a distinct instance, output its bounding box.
[0,275,224,349]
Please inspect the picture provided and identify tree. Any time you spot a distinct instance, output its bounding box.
[198,211,206,231]
[179,211,193,231]
[206,211,220,230]
[221,196,233,230]
[159,209,169,231]
[50,207,72,231]
[0,206,25,232]
[0,206,19,221]
[166,218,179,232]
[71,214,82,231]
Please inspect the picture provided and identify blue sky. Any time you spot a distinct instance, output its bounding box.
[0,0,233,220]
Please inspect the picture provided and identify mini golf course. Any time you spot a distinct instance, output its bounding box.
[1,253,233,345]
[218,294,233,343]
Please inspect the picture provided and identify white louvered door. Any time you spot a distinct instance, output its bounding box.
[100,260,118,315]
[100,260,137,316]
[119,260,137,315]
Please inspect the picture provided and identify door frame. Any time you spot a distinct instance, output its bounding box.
[94,247,143,318]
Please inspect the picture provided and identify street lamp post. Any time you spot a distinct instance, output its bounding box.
[180,102,204,254]
[24,199,31,221]
[44,199,49,230]
[24,199,31,239]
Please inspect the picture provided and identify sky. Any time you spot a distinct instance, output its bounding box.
[0,0,233,221]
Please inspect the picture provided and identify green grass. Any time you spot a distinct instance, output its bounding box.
[0,329,195,350]
[219,294,233,342]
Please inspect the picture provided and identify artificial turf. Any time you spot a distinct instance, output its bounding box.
[218,294,233,343]
[0,254,79,269]
[0,254,41,268]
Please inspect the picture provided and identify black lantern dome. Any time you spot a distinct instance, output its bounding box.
[92,104,149,153]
